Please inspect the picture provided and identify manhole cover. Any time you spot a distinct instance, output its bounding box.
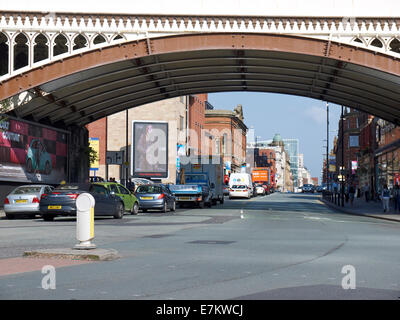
[187,240,236,245]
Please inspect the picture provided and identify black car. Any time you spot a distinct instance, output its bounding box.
[39,183,125,221]
[302,184,315,193]
[135,184,176,213]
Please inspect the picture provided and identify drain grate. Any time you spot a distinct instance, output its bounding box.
[187,240,236,245]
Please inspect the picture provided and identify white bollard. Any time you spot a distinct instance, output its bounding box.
[74,193,96,250]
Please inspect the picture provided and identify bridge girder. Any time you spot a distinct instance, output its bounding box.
[1,33,400,127]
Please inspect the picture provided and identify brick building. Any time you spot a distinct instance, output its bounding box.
[204,105,247,175]
[334,108,361,186]
[86,96,189,184]
[187,93,207,156]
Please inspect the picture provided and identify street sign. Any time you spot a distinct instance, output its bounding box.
[106,151,124,165]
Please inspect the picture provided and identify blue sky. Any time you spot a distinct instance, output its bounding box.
[208,92,342,182]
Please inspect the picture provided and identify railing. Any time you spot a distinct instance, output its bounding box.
[322,190,344,206]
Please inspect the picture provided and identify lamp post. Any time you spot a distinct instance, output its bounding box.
[341,105,345,207]
[326,102,329,192]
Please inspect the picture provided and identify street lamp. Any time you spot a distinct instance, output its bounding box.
[326,102,329,192]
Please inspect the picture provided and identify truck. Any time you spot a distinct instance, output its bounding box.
[251,167,271,194]
[169,156,224,208]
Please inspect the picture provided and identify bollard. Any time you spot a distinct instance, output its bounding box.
[74,193,96,250]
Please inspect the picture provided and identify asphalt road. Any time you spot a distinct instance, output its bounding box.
[1,192,400,300]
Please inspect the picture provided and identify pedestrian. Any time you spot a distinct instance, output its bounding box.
[393,183,400,212]
[349,184,355,206]
[127,178,135,193]
[381,184,390,212]
[363,182,370,202]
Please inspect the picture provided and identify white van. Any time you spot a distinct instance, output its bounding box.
[228,173,253,199]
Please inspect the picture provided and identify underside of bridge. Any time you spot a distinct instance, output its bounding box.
[2,33,400,127]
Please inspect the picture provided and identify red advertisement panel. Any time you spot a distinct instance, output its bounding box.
[0,117,68,183]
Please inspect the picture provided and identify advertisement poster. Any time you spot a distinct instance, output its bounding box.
[0,117,68,183]
[89,137,99,171]
[131,121,168,179]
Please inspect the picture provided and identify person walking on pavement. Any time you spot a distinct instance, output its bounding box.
[348,184,355,206]
[363,182,370,202]
[381,184,391,212]
[393,183,400,212]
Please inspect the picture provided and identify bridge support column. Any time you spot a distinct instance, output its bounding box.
[68,125,90,183]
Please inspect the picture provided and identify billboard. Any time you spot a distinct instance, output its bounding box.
[89,137,99,171]
[0,116,69,183]
[131,121,168,179]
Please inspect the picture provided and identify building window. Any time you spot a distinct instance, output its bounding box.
[349,135,359,147]
[179,116,184,130]
[215,138,220,154]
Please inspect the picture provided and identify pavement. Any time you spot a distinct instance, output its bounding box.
[320,194,400,222]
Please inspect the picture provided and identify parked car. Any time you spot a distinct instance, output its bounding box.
[229,184,252,199]
[135,184,176,213]
[130,178,154,192]
[25,139,52,174]
[302,184,315,193]
[4,184,54,219]
[255,184,266,196]
[39,183,126,221]
[262,184,270,195]
[94,182,140,215]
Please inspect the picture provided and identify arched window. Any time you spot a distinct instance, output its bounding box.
[53,34,68,56]
[389,38,400,54]
[112,34,123,41]
[370,38,383,48]
[34,34,49,63]
[73,34,87,51]
[14,33,29,70]
[93,34,106,45]
[0,32,8,76]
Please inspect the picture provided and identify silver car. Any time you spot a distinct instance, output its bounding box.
[4,184,54,219]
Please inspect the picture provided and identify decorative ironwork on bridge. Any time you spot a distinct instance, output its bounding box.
[1,12,400,81]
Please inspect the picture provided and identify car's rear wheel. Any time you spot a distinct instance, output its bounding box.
[171,201,176,212]
[5,213,15,219]
[114,202,124,219]
[131,202,139,215]
[161,201,168,213]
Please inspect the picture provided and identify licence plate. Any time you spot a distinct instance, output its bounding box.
[141,197,153,200]
[179,197,191,200]
[48,205,61,209]
[15,199,28,203]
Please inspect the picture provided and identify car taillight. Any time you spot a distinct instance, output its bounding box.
[40,193,47,200]
[197,196,202,201]
[158,194,165,199]
[4,197,9,205]
[67,193,79,199]
[32,197,40,203]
